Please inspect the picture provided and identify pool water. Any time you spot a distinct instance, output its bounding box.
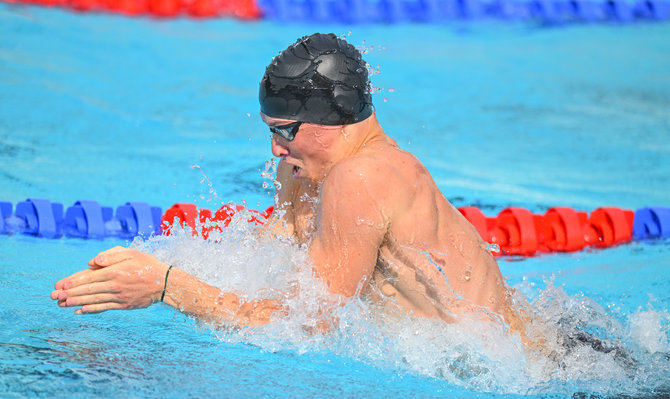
[1,4,670,398]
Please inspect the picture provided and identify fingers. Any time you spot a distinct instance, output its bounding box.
[74,302,127,315]
[53,249,162,315]
[88,246,131,267]
[55,281,117,301]
[54,268,95,290]
[58,268,112,291]
[58,293,120,307]
[51,278,111,301]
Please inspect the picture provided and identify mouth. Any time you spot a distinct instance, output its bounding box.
[292,164,302,179]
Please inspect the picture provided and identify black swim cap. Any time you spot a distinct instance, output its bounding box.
[259,33,373,126]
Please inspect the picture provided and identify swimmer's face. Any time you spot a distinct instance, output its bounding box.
[261,112,343,182]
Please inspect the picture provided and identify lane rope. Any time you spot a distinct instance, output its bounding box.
[1,0,668,23]
[1,198,668,256]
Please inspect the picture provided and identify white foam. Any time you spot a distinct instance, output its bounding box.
[628,308,669,354]
[132,227,670,396]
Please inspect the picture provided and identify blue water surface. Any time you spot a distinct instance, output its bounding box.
[1,4,670,398]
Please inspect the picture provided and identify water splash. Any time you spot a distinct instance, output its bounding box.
[190,164,219,203]
[132,228,670,397]
[353,40,393,97]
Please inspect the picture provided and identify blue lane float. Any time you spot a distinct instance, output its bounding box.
[634,0,670,19]
[1,199,162,240]
[2,198,669,247]
[633,207,670,239]
[15,198,64,239]
[605,0,635,21]
[256,0,670,23]
[64,200,112,239]
[0,201,13,234]
[114,202,163,239]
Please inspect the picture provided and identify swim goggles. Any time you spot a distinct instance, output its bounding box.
[270,121,303,141]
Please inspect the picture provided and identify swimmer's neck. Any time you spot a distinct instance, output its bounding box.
[304,113,390,186]
[337,113,390,159]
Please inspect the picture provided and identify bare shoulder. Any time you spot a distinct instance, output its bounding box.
[321,144,420,220]
[331,142,425,186]
[325,151,396,195]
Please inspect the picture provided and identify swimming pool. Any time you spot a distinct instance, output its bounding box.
[1,4,669,398]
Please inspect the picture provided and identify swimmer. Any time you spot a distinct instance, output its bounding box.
[50,33,520,332]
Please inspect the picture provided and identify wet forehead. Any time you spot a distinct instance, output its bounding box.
[260,112,298,127]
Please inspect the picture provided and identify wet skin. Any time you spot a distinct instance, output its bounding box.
[50,112,517,330]
[263,112,513,323]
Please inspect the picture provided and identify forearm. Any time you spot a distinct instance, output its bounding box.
[162,267,283,328]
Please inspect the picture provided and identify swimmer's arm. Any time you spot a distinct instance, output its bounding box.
[50,246,283,328]
[161,266,283,328]
[308,160,389,297]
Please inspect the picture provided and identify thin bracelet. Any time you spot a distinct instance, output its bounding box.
[160,265,173,302]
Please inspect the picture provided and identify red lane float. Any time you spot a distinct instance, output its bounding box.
[538,207,588,253]
[2,0,262,19]
[583,207,634,248]
[489,207,544,256]
[458,205,637,257]
[161,202,273,239]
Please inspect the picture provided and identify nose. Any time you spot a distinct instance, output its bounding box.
[271,135,290,157]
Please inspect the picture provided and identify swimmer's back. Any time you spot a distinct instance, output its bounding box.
[351,138,511,320]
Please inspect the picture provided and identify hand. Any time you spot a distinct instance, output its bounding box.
[50,246,170,314]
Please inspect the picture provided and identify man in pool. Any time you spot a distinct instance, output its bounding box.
[50,33,519,332]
